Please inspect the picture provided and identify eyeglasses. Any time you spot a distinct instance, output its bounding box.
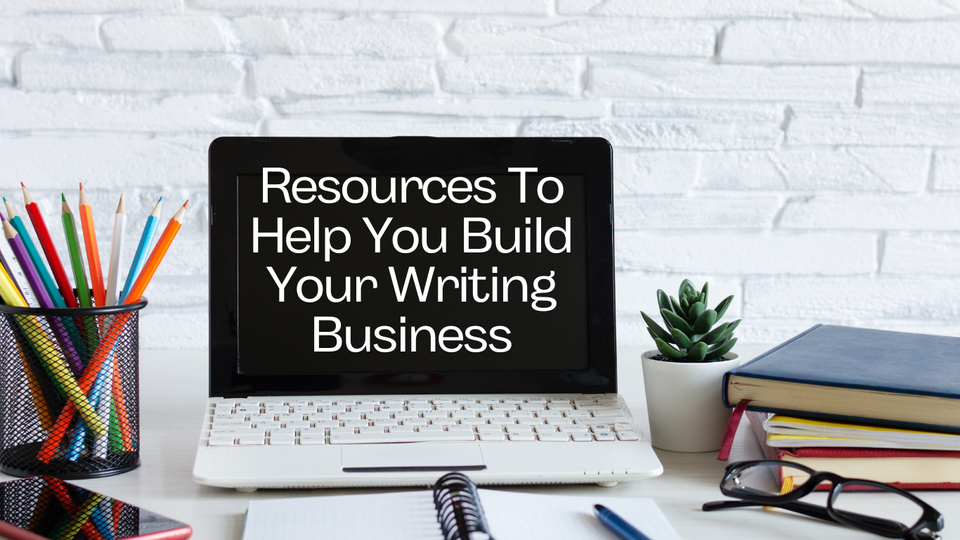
[703,460,944,540]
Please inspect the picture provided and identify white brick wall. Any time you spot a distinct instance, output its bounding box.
[1,2,958,349]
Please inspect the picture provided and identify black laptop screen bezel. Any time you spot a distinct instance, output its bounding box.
[209,137,616,397]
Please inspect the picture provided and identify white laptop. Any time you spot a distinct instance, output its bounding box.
[193,137,663,490]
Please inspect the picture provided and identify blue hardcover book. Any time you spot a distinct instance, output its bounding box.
[722,325,960,433]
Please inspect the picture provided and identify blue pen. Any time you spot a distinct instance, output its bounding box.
[594,504,653,540]
[120,196,161,303]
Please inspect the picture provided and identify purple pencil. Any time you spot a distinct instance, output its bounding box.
[1,213,85,374]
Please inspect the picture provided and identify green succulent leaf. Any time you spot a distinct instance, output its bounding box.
[687,341,709,362]
[699,321,730,345]
[714,295,734,321]
[680,296,690,313]
[716,319,741,343]
[705,337,738,360]
[679,279,697,299]
[669,296,684,318]
[657,289,672,312]
[670,328,693,349]
[692,309,718,334]
[687,301,705,324]
[655,338,686,359]
[647,328,661,343]
[641,311,672,342]
[700,282,709,309]
[661,308,694,336]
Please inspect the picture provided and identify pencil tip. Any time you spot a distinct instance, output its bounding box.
[61,193,66,202]
[79,182,84,190]
[159,196,163,202]
[184,200,189,207]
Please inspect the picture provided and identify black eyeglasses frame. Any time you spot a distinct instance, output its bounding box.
[703,460,944,540]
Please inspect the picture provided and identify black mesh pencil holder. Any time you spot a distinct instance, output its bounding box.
[0,299,147,479]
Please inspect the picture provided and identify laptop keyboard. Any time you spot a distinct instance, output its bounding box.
[204,395,640,446]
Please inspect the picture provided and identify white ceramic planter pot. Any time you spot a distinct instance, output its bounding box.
[641,350,740,453]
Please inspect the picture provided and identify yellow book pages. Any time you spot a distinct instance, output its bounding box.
[766,415,931,435]
[763,415,960,450]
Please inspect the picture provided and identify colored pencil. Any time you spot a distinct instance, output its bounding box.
[38,201,188,461]
[21,184,79,307]
[62,195,101,360]
[105,195,126,307]
[90,503,113,540]
[38,312,127,462]
[0,263,104,438]
[2,215,85,374]
[122,196,160,303]
[112,356,133,451]
[67,347,115,461]
[123,200,187,303]
[28,483,53,533]
[57,492,102,540]
[4,196,90,370]
[109,398,122,452]
[93,349,114,458]
[16,340,54,431]
[45,479,108,540]
[78,184,106,307]
[5,197,66,307]
[61,195,91,308]
[2,216,55,309]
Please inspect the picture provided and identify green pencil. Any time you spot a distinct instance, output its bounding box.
[61,194,91,308]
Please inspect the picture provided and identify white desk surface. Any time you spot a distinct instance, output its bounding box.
[3,345,956,540]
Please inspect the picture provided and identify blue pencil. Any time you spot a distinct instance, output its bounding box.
[66,348,115,461]
[120,197,161,302]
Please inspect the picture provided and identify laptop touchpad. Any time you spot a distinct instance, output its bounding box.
[342,443,486,473]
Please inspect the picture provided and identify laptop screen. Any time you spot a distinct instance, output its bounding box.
[210,138,615,396]
[237,170,588,375]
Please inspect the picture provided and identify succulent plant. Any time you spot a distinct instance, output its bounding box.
[641,279,740,363]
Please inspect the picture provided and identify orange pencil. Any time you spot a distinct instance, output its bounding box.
[122,200,187,303]
[38,200,188,462]
[78,183,106,307]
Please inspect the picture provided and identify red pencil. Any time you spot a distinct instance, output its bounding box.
[21,184,79,308]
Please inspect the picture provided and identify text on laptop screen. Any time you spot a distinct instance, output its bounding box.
[236,167,589,375]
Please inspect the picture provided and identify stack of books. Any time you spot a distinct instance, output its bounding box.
[721,324,960,489]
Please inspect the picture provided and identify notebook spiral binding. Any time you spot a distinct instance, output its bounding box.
[433,472,496,540]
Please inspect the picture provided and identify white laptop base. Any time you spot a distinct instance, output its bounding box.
[192,393,663,491]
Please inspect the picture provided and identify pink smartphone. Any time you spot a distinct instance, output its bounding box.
[0,476,191,540]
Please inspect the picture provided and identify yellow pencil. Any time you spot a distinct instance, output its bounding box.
[56,492,102,540]
[0,259,26,306]
[0,269,105,436]
[16,339,54,430]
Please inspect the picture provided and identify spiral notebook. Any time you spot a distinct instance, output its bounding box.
[242,474,681,540]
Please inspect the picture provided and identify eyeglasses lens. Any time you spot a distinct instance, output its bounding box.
[723,462,811,497]
[832,481,922,534]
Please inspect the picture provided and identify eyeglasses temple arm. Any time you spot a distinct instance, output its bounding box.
[703,499,833,521]
[703,499,905,533]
